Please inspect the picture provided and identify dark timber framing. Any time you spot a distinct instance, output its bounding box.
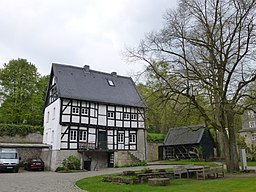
[59,98,144,151]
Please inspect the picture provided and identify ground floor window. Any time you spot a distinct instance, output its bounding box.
[129,133,136,144]
[79,131,87,141]
[70,130,77,141]
[118,133,124,143]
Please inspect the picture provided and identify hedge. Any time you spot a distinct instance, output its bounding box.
[0,124,44,136]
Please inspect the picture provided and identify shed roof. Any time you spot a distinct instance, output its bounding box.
[164,125,206,146]
[51,63,146,108]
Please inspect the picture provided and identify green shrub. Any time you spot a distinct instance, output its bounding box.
[147,133,165,143]
[62,155,81,170]
[55,166,65,172]
[0,124,43,136]
[121,160,147,167]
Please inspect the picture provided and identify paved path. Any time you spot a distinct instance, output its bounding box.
[0,165,176,192]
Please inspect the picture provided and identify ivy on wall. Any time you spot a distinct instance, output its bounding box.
[0,124,43,136]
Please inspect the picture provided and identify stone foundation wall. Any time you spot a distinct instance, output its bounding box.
[147,142,161,162]
[41,149,109,171]
[0,133,43,143]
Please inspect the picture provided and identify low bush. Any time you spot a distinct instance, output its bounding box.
[62,155,81,170]
[121,160,147,167]
[0,124,43,136]
[147,133,165,143]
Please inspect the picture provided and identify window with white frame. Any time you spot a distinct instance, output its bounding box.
[108,112,114,119]
[72,107,79,114]
[79,131,87,141]
[249,121,256,128]
[124,113,130,120]
[129,134,136,143]
[46,111,50,123]
[131,114,137,120]
[51,130,54,143]
[252,134,256,141]
[118,133,124,143]
[81,108,88,115]
[45,132,48,143]
[52,107,56,120]
[70,130,77,141]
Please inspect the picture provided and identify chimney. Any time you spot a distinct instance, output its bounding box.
[83,65,90,73]
[111,72,117,77]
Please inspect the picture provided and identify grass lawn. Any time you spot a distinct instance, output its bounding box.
[76,176,256,192]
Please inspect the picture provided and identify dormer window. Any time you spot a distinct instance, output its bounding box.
[107,79,115,86]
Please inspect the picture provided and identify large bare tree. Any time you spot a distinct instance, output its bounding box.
[128,0,256,172]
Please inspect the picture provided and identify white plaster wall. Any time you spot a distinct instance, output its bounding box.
[43,99,61,150]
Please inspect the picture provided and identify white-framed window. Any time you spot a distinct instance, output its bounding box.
[108,112,114,119]
[70,130,77,141]
[129,134,136,144]
[45,132,48,143]
[51,130,54,143]
[249,121,256,128]
[79,131,87,141]
[118,133,124,143]
[131,114,137,120]
[52,107,56,120]
[72,107,79,114]
[252,134,256,141]
[107,79,115,86]
[46,111,50,123]
[248,111,255,118]
[124,113,130,120]
[81,108,88,115]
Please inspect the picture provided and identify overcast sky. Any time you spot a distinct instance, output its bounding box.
[0,0,178,77]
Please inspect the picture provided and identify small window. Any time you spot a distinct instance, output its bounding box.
[131,114,137,120]
[252,134,256,141]
[249,121,256,128]
[79,131,87,141]
[52,107,56,120]
[124,113,130,120]
[70,130,77,141]
[118,133,124,143]
[46,111,50,123]
[107,79,115,86]
[108,112,114,119]
[81,108,88,115]
[129,134,136,144]
[72,107,79,114]
[51,130,54,143]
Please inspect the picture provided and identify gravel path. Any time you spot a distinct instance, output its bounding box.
[0,165,176,192]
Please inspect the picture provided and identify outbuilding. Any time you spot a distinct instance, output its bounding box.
[159,125,215,160]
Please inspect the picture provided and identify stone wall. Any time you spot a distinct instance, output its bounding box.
[147,142,161,162]
[0,132,43,143]
[17,148,42,165]
[114,151,140,166]
[41,149,109,171]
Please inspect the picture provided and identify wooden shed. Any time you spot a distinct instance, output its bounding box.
[159,125,215,161]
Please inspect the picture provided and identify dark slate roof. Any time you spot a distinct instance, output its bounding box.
[163,125,206,145]
[51,63,146,108]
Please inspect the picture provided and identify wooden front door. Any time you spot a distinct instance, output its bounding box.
[98,130,107,150]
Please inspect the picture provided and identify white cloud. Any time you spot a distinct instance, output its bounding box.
[0,0,177,76]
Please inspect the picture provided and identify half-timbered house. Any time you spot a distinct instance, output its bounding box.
[42,64,146,171]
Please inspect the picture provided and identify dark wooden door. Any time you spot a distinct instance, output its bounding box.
[98,130,107,150]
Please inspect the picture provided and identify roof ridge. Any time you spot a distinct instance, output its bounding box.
[52,63,132,80]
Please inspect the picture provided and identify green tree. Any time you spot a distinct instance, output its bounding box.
[137,61,205,133]
[0,58,48,125]
[128,0,256,172]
